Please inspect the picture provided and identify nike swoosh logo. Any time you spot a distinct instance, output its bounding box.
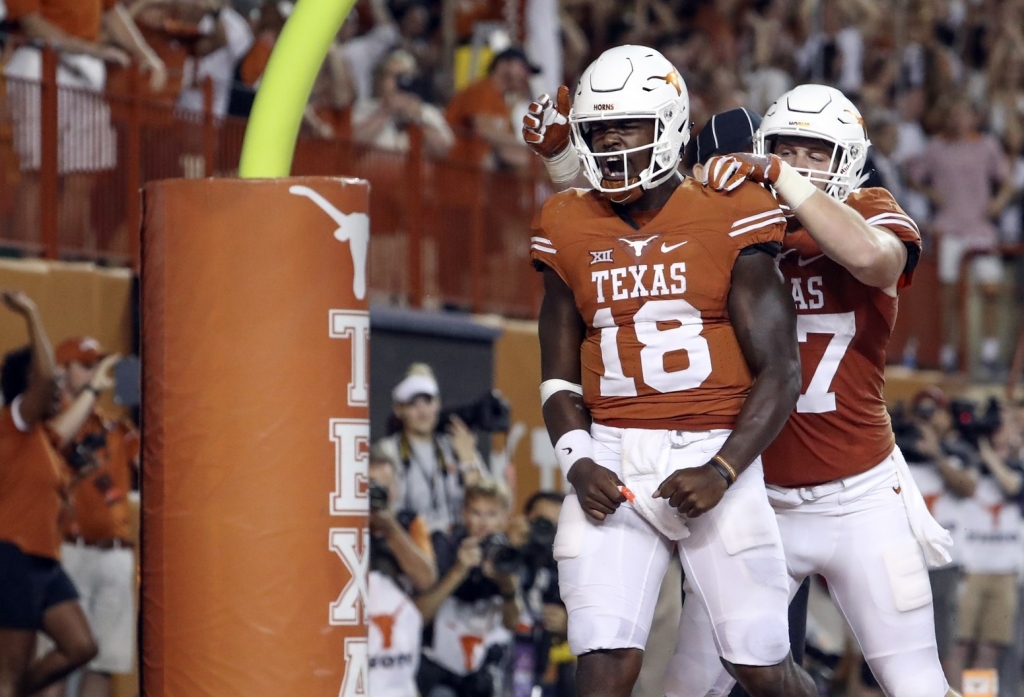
[562,447,572,455]
[661,241,688,253]
[797,254,825,266]
[893,486,902,495]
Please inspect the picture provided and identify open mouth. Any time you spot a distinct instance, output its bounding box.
[601,155,626,181]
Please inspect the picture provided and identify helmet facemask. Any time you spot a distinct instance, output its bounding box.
[756,131,869,203]
[572,101,685,204]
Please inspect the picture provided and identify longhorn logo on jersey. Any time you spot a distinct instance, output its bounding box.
[371,610,401,649]
[618,235,659,257]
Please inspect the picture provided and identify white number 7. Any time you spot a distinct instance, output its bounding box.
[796,312,856,414]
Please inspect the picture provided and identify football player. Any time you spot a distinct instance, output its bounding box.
[667,85,959,697]
[529,45,817,697]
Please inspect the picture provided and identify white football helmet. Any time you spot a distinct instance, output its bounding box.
[569,45,690,203]
[755,84,870,202]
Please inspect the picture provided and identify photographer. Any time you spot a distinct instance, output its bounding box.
[48,337,137,697]
[369,451,438,592]
[895,387,976,681]
[368,453,438,697]
[352,50,453,157]
[416,480,522,697]
[509,491,574,697]
[374,363,487,535]
[0,292,98,697]
[949,408,1024,690]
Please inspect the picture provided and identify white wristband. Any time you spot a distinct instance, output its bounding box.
[772,161,817,211]
[539,379,583,407]
[543,142,581,184]
[554,429,595,479]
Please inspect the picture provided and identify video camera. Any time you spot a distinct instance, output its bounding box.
[950,397,1002,448]
[480,532,523,575]
[66,432,107,472]
[438,390,512,434]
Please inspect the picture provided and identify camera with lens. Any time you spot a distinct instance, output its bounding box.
[951,397,1001,449]
[66,432,106,472]
[369,481,390,511]
[438,390,512,434]
[480,532,523,575]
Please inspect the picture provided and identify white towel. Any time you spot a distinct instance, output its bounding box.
[892,448,954,567]
[621,430,690,540]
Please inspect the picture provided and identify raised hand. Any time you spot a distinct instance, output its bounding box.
[1,290,37,317]
[523,85,572,159]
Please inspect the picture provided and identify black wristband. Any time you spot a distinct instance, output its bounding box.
[709,460,734,488]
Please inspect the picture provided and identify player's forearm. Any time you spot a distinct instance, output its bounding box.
[384,527,438,591]
[413,565,469,621]
[716,366,800,474]
[793,192,907,289]
[722,252,801,474]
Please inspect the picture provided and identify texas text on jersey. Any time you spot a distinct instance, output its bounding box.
[530,178,786,431]
[764,187,922,487]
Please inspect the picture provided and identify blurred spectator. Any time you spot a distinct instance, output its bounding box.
[339,0,400,102]
[908,96,1017,374]
[446,46,535,169]
[368,452,436,697]
[896,387,976,682]
[46,338,136,697]
[396,3,441,96]
[948,419,1024,692]
[795,0,879,96]
[303,0,401,138]
[374,363,486,535]
[177,1,255,118]
[369,451,438,593]
[416,479,521,697]
[352,50,453,156]
[3,0,166,251]
[508,491,573,697]
[739,2,794,116]
[0,291,97,697]
[233,0,290,115]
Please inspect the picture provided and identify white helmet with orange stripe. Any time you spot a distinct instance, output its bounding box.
[569,45,690,203]
[755,84,870,202]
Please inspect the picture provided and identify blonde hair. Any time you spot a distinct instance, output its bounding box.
[464,479,511,510]
[406,362,435,378]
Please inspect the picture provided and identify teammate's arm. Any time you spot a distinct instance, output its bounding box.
[655,251,801,517]
[706,154,909,294]
[538,267,625,521]
[782,188,907,294]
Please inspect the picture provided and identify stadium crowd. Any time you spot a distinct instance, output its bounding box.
[0,0,1023,373]
[3,0,1024,696]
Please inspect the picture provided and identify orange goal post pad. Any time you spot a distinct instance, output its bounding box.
[141,178,370,697]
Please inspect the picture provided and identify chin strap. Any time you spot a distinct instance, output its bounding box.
[601,178,643,204]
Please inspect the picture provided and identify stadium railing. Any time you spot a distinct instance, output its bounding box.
[0,45,547,318]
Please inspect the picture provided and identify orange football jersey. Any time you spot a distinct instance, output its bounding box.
[763,187,922,487]
[531,179,786,430]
